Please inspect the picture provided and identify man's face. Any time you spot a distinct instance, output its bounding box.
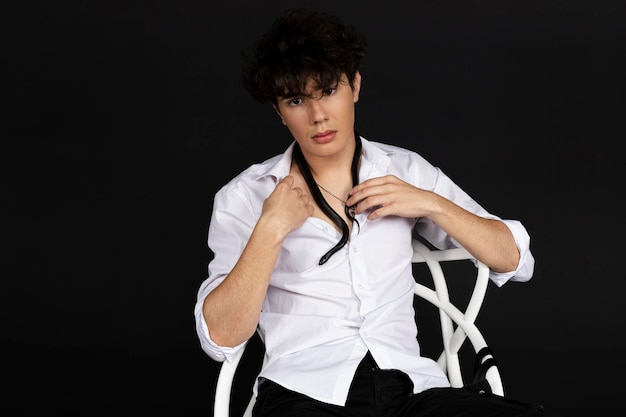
[274,72,361,159]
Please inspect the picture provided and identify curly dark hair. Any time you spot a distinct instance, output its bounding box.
[242,8,368,105]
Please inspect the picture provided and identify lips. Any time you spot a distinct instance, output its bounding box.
[312,130,336,143]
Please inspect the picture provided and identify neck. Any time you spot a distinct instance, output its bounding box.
[307,140,357,184]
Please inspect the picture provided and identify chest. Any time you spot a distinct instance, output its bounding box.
[290,173,355,234]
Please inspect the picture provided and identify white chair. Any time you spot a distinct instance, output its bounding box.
[213,238,504,417]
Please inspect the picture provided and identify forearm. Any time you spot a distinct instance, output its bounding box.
[427,195,520,273]
[202,220,286,347]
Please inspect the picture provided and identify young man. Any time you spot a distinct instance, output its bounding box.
[195,7,559,417]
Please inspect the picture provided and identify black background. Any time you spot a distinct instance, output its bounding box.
[2,1,624,416]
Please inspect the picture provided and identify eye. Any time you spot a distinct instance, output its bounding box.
[323,87,337,96]
[288,97,303,106]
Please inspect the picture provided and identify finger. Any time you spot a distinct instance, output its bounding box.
[349,183,383,207]
[281,175,295,187]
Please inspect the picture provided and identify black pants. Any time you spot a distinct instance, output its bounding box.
[252,352,563,417]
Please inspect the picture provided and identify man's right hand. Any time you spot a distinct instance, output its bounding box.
[259,175,314,239]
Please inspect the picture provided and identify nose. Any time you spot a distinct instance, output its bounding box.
[308,99,329,124]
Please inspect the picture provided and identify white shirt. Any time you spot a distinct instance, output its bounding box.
[194,137,535,406]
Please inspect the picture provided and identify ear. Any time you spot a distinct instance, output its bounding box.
[272,104,287,126]
[352,71,362,103]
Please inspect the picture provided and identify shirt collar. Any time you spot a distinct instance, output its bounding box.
[252,136,391,182]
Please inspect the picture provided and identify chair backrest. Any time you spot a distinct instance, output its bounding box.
[213,238,504,417]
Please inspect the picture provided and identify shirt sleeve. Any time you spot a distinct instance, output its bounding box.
[412,163,535,287]
[193,182,259,362]
[194,277,249,362]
